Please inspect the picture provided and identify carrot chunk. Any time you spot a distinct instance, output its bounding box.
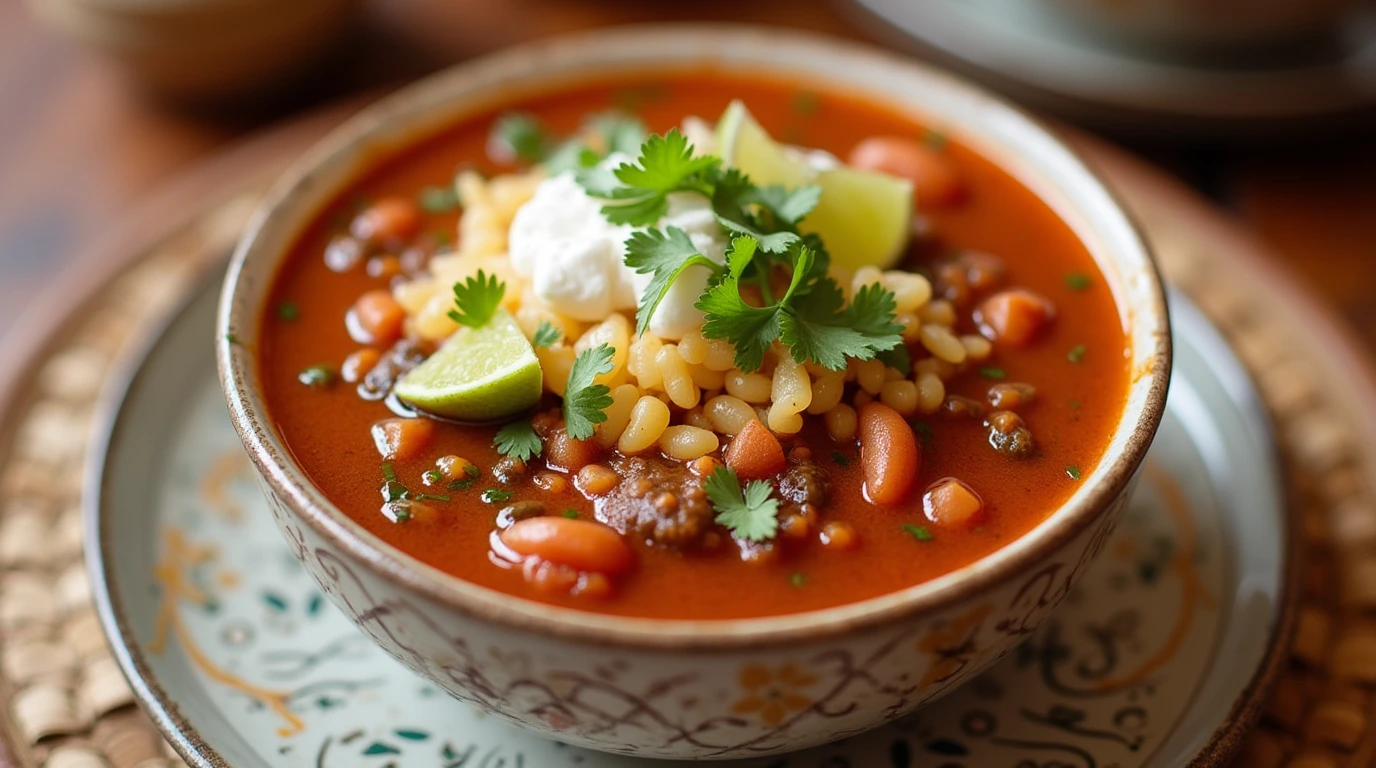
[370,417,435,461]
[350,197,421,242]
[724,420,787,480]
[858,402,920,505]
[848,136,967,208]
[974,289,1056,348]
[351,290,406,346]
[501,517,634,575]
[923,477,986,529]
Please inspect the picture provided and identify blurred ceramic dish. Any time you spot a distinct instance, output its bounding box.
[850,0,1376,133]
[27,0,359,103]
[217,25,1169,758]
[1042,0,1366,51]
[94,274,1281,768]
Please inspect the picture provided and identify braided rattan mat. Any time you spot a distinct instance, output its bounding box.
[0,141,1370,768]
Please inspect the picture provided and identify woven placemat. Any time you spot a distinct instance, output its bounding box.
[0,140,1370,768]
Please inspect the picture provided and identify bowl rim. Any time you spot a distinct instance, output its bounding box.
[217,23,1172,650]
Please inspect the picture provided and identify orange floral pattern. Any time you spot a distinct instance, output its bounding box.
[916,603,993,689]
[731,662,819,725]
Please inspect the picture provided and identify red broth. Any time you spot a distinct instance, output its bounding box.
[259,72,1129,619]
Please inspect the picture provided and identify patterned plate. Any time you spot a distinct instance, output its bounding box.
[88,273,1286,767]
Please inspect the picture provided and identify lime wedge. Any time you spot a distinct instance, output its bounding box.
[716,100,913,271]
[394,308,542,421]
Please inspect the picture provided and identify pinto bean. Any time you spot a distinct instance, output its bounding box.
[858,402,920,505]
[500,517,634,575]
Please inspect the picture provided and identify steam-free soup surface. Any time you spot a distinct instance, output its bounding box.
[260,72,1129,619]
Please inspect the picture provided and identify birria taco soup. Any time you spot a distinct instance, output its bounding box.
[257,72,1129,620]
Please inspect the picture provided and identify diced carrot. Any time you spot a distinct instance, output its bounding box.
[724,420,787,480]
[848,136,967,208]
[974,289,1056,348]
[501,517,634,575]
[370,417,435,461]
[341,348,381,383]
[858,402,920,505]
[351,197,421,243]
[923,478,986,529]
[351,290,406,346]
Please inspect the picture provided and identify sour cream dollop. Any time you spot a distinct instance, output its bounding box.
[507,165,727,340]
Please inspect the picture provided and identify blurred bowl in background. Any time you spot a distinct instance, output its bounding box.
[27,0,362,104]
[1039,0,1368,54]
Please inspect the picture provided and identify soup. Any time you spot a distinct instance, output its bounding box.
[259,72,1129,620]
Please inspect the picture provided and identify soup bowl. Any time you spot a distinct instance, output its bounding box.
[218,25,1170,759]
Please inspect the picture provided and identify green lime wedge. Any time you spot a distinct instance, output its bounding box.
[394,308,542,421]
[716,100,914,271]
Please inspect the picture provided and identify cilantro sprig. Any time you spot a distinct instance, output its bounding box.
[447,270,505,328]
[697,236,903,372]
[591,129,719,226]
[705,465,779,542]
[578,128,904,374]
[532,320,562,348]
[563,344,615,439]
[494,420,542,462]
[623,227,721,336]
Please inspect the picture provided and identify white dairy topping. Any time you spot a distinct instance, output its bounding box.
[507,165,727,340]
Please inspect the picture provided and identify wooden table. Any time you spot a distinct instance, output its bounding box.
[2,0,1374,352]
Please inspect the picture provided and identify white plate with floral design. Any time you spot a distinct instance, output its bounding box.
[88,272,1290,767]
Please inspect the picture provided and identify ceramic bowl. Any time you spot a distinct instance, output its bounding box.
[217,25,1171,760]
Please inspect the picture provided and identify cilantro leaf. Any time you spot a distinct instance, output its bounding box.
[697,237,785,372]
[494,420,542,462]
[545,112,648,175]
[710,170,804,254]
[704,465,779,542]
[783,280,904,370]
[446,270,506,328]
[532,320,562,348]
[563,344,615,440]
[752,184,822,225]
[715,215,800,254]
[623,226,721,335]
[590,129,719,225]
[488,112,549,164]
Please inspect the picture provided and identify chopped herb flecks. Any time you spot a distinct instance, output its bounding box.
[832,450,849,466]
[1067,344,1087,364]
[480,488,514,504]
[382,462,397,482]
[923,129,948,151]
[277,302,299,321]
[1065,273,1092,291]
[979,367,1006,380]
[1069,398,1082,410]
[421,469,444,486]
[446,464,482,491]
[912,421,934,448]
[224,333,238,345]
[902,523,935,542]
[789,572,807,588]
[562,508,579,519]
[416,493,452,503]
[791,91,820,115]
[1066,465,1083,480]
